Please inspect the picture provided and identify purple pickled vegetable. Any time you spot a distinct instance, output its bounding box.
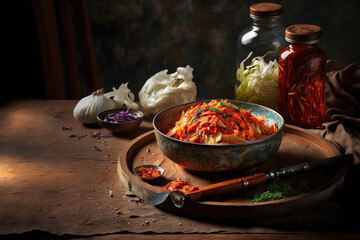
[104,110,139,123]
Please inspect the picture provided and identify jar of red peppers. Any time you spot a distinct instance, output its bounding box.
[278,24,327,129]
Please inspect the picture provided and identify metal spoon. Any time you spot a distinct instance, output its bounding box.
[145,190,186,208]
[169,191,187,208]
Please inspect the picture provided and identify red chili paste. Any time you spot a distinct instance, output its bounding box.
[137,167,161,178]
[161,180,199,195]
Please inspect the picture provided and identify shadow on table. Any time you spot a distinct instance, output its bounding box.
[81,122,154,141]
[112,126,154,140]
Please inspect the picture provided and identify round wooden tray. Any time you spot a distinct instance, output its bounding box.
[117,125,347,219]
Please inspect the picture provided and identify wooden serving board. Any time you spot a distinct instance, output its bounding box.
[117,124,347,219]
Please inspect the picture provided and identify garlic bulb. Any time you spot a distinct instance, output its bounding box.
[73,88,118,124]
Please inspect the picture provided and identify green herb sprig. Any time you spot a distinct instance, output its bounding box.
[217,101,239,110]
[249,181,310,203]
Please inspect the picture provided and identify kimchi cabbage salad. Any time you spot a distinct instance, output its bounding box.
[166,100,278,145]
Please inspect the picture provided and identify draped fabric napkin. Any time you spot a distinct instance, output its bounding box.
[308,61,360,164]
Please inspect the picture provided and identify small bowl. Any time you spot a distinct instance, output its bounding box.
[133,165,165,181]
[153,99,284,173]
[97,108,143,133]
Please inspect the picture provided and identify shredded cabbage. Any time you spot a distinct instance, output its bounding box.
[235,52,278,110]
[104,110,139,123]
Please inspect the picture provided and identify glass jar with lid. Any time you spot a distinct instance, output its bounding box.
[278,24,327,129]
[235,3,285,110]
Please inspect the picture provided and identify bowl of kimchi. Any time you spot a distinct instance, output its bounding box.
[153,99,284,173]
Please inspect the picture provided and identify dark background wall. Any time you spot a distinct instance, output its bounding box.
[5,0,360,102]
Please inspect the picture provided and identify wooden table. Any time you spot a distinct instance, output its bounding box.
[0,100,359,240]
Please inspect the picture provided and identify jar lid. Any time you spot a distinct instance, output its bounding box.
[250,3,283,17]
[285,24,322,43]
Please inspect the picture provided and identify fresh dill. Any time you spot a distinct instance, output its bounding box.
[249,181,310,203]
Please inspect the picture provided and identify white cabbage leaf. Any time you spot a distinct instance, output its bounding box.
[139,65,197,115]
[104,83,139,110]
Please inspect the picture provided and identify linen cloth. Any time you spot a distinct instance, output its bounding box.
[308,61,360,164]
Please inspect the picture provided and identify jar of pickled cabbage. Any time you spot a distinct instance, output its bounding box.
[278,24,327,129]
[235,3,285,110]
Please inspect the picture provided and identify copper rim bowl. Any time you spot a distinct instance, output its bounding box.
[153,100,285,173]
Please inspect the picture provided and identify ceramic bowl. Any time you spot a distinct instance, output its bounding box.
[153,100,284,173]
[97,108,143,133]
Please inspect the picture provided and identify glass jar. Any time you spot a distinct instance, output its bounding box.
[278,24,327,129]
[235,3,285,110]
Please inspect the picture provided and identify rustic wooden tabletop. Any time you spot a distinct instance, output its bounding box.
[0,100,359,240]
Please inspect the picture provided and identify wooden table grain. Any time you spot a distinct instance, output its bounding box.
[0,100,359,240]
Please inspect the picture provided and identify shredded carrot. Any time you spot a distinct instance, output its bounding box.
[166,100,278,144]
